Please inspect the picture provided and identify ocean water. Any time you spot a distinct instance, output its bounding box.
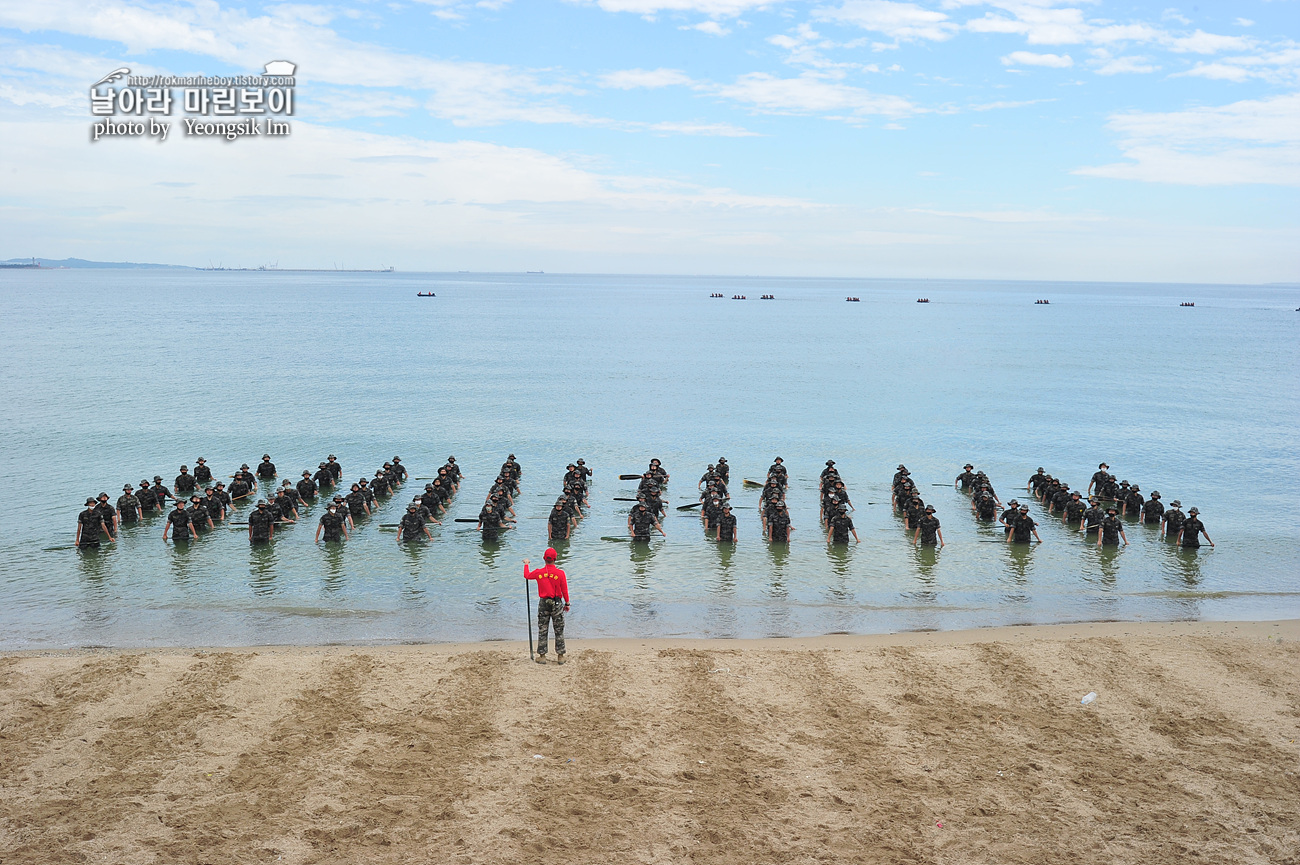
[1,270,1297,650]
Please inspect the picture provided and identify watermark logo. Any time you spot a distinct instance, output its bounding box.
[89,62,296,143]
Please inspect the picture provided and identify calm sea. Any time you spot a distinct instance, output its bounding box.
[1,270,1297,650]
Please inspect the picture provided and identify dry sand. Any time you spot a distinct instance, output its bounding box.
[1,619,1297,864]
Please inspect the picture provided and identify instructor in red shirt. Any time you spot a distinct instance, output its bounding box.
[524,548,570,664]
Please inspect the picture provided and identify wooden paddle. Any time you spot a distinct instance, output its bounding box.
[613,497,640,502]
[619,474,642,480]
[742,479,763,487]
[453,518,480,523]
[676,502,702,510]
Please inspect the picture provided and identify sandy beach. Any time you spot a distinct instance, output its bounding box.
[1,619,1297,864]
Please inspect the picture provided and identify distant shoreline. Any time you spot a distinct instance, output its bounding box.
[3,260,1297,286]
[7,617,1296,658]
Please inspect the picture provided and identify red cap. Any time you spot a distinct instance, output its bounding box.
[544,547,557,561]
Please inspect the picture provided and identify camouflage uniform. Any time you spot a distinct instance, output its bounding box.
[536,598,566,656]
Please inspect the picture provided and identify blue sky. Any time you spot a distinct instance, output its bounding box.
[1,0,1296,280]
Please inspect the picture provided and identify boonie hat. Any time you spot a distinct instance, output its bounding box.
[123,484,132,490]
[1188,507,1199,514]
[1170,500,1181,507]
[85,497,96,506]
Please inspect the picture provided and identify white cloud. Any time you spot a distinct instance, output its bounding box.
[1172,46,1300,84]
[681,20,730,35]
[645,120,759,135]
[902,207,1105,224]
[583,0,771,14]
[1001,51,1074,68]
[1075,93,1300,186]
[1176,62,1253,82]
[970,97,1056,110]
[965,5,1160,47]
[1088,49,1159,75]
[1163,30,1253,54]
[0,0,595,127]
[305,90,419,121]
[410,0,514,20]
[712,71,915,118]
[0,82,80,109]
[1161,9,1191,26]
[766,23,885,71]
[598,67,693,88]
[1235,18,1254,28]
[1093,57,1158,75]
[814,0,958,43]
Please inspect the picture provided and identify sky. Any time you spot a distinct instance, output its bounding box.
[0,0,1297,281]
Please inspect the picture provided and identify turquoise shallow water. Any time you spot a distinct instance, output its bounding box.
[1,270,1297,650]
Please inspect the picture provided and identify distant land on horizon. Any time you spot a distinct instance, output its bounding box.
[2,258,1296,286]
[2,257,192,270]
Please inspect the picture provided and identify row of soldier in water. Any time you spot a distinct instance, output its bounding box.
[73,454,1214,549]
[72,454,469,546]
[929,462,1213,547]
[616,457,857,544]
[371,454,593,544]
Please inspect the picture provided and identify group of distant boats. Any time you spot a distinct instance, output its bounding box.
[412,290,1290,311]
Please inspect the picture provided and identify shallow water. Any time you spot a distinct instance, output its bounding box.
[1,270,1297,649]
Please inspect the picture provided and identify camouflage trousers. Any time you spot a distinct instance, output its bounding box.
[536,597,566,656]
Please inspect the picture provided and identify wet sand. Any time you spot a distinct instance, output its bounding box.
[1,619,1297,864]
